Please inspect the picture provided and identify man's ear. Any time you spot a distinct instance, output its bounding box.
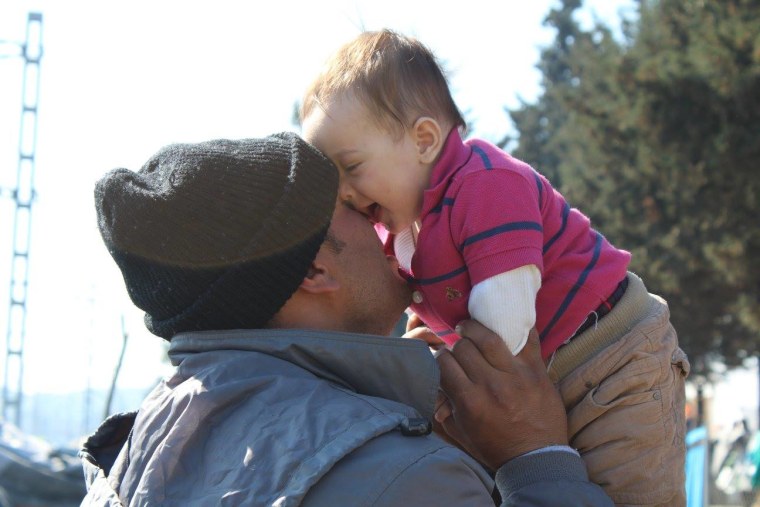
[298,259,341,294]
[412,117,443,165]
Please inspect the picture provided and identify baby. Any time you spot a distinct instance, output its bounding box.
[301,29,688,505]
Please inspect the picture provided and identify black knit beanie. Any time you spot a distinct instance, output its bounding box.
[95,132,338,339]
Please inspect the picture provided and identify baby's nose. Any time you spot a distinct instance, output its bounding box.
[338,178,354,203]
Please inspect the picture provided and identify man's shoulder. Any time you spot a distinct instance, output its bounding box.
[305,429,494,506]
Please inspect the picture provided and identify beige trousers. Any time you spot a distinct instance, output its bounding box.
[549,273,690,506]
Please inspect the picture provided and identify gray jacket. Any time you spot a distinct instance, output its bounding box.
[80,329,611,506]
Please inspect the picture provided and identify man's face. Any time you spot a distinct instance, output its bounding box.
[321,203,412,336]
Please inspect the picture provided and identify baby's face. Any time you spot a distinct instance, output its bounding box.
[302,94,428,234]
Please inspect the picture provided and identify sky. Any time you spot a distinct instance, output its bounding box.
[11,0,756,442]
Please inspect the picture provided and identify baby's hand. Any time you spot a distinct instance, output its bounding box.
[403,312,446,350]
[405,311,425,334]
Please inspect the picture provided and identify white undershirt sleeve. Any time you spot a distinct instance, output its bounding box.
[468,265,541,355]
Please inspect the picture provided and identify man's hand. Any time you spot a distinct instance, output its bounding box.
[434,321,568,470]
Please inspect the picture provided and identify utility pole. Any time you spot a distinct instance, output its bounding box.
[1,12,43,426]
[103,316,129,421]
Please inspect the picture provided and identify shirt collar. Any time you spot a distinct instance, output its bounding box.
[168,328,440,421]
[421,128,472,217]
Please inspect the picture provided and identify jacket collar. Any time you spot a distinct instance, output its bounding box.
[168,328,440,421]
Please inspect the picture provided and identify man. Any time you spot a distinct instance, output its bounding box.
[81,133,611,505]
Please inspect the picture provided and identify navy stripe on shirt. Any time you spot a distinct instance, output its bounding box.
[471,145,493,170]
[540,232,603,341]
[543,202,570,254]
[411,265,468,285]
[460,221,542,250]
[430,197,455,214]
[533,171,543,208]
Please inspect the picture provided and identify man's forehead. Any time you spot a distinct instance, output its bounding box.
[330,203,374,235]
[333,200,356,217]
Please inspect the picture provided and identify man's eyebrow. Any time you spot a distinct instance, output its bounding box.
[323,230,346,254]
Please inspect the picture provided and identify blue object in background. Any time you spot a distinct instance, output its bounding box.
[686,426,708,507]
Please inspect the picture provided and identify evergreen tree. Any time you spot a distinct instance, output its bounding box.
[510,0,760,371]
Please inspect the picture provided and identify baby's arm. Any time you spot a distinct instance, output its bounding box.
[468,265,540,355]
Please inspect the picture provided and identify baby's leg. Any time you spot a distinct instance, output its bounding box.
[555,297,689,506]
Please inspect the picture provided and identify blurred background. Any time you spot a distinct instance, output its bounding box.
[0,0,758,505]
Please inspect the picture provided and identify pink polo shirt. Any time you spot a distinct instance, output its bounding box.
[386,129,630,358]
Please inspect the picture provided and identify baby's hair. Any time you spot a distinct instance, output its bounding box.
[301,29,465,138]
